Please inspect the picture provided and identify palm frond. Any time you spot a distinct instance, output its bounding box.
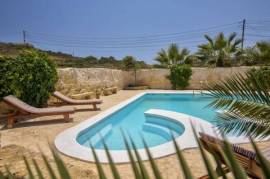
[171,133,194,179]
[191,125,219,179]
[228,32,237,45]
[250,137,270,178]
[204,34,214,48]
[32,158,45,179]
[207,72,270,138]
[142,137,163,179]
[128,135,150,179]
[23,156,35,179]
[222,138,247,179]
[90,144,107,179]
[100,137,121,179]
[121,131,142,179]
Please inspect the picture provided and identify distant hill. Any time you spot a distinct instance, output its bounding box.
[0,42,150,69]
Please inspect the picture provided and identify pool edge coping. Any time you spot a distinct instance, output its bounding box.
[54,90,254,163]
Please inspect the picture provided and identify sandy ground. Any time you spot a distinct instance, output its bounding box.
[0,90,269,178]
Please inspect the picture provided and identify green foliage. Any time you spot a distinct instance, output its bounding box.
[197,32,242,67]
[168,65,192,89]
[247,67,270,89]
[206,72,270,138]
[0,50,58,107]
[155,44,190,68]
[122,56,136,70]
[256,41,270,63]
[122,56,143,86]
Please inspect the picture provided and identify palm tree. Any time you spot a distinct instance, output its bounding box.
[155,44,190,68]
[197,32,242,67]
[207,71,270,138]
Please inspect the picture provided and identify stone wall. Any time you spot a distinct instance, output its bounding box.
[134,67,255,89]
[57,67,256,92]
[0,66,256,117]
[56,68,130,96]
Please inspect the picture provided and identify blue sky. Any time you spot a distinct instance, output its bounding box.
[0,0,270,64]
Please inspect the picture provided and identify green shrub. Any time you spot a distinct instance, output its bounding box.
[0,50,58,107]
[168,65,192,89]
[247,67,270,89]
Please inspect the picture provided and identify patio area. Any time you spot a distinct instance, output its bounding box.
[1,90,270,178]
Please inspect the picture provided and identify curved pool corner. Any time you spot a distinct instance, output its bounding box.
[55,105,217,163]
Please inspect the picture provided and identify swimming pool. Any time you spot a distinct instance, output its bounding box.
[55,91,250,163]
[77,93,215,150]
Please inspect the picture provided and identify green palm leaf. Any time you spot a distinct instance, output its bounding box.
[90,144,107,179]
[23,156,35,179]
[250,137,270,178]
[207,72,270,138]
[128,135,150,179]
[142,137,163,179]
[171,133,194,179]
[191,126,218,179]
[101,138,121,179]
[32,158,45,179]
[121,130,142,179]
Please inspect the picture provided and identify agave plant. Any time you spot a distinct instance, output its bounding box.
[207,71,270,138]
[2,128,270,179]
[155,44,190,68]
[197,32,242,67]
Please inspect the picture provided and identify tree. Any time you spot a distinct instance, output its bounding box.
[253,41,270,64]
[155,43,190,68]
[207,71,270,138]
[197,32,242,67]
[83,55,98,64]
[122,56,140,86]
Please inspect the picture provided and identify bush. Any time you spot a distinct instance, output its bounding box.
[0,50,58,107]
[168,65,192,89]
[247,67,270,89]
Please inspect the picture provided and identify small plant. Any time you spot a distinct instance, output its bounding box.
[168,64,192,89]
[0,50,58,107]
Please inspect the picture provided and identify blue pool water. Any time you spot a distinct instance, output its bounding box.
[77,93,217,150]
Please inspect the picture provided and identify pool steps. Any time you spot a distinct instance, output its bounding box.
[142,123,177,141]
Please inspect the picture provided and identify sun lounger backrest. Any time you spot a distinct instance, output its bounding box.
[3,95,38,113]
[199,132,257,169]
[53,91,74,103]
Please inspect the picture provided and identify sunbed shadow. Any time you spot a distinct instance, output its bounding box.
[0,117,72,130]
[74,108,101,112]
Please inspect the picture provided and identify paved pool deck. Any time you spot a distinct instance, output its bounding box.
[1,90,270,178]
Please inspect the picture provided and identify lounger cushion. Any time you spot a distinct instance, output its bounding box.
[3,95,75,115]
[53,91,103,104]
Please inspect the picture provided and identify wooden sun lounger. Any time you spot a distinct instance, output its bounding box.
[199,132,270,179]
[3,95,75,128]
[53,91,103,110]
